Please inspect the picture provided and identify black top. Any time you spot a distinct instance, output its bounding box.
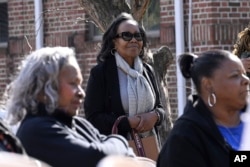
[157,95,233,167]
[0,119,25,154]
[17,103,134,167]
[84,55,165,138]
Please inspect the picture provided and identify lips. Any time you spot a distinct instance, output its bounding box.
[128,45,139,48]
[72,100,82,107]
[240,90,250,98]
[243,89,250,93]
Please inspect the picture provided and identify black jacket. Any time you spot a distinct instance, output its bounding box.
[84,56,165,138]
[0,119,25,154]
[17,104,134,167]
[157,95,233,167]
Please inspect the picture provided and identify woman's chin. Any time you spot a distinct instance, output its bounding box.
[65,109,79,117]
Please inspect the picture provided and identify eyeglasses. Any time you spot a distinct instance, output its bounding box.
[115,32,144,41]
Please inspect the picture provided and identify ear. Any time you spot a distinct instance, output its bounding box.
[112,39,117,50]
[201,77,213,93]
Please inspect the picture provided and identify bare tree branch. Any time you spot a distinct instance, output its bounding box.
[79,0,130,32]
[131,0,151,24]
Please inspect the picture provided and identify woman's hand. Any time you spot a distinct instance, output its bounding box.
[128,116,141,129]
[134,112,158,133]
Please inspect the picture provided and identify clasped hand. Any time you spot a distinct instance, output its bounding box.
[128,112,158,133]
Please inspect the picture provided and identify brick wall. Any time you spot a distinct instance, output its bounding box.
[189,1,249,52]
[160,0,250,120]
[160,0,177,118]
[0,48,7,92]
[3,0,250,119]
[7,0,95,87]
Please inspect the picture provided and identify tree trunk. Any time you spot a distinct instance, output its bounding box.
[150,46,174,142]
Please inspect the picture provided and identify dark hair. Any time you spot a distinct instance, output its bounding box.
[179,50,231,93]
[96,12,148,63]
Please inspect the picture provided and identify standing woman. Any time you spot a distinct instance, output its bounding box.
[84,13,165,146]
[157,50,250,167]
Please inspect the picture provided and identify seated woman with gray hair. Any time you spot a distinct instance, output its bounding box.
[5,47,135,167]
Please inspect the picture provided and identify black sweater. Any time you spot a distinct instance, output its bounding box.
[17,104,134,167]
[0,119,25,154]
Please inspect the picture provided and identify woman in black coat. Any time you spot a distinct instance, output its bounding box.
[84,13,165,146]
[0,119,24,153]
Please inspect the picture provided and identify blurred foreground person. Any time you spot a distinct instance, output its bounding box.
[240,97,250,150]
[97,155,156,167]
[0,152,51,167]
[157,50,249,167]
[6,47,134,167]
[0,118,24,153]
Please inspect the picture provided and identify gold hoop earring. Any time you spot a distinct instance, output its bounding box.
[208,93,216,107]
[111,48,116,55]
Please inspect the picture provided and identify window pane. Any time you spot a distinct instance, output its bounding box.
[94,25,102,36]
[143,0,160,31]
[0,3,8,43]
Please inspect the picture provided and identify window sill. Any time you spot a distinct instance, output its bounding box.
[146,30,160,39]
[0,42,7,48]
[92,35,102,42]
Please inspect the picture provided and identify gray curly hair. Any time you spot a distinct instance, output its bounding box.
[6,47,77,125]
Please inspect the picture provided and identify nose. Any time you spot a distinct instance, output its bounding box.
[243,74,250,85]
[130,36,137,42]
[76,86,85,99]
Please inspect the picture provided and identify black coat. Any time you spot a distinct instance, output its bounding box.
[84,56,165,138]
[157,95,233,167]
[0,119,25,154]
[17,104,134,167]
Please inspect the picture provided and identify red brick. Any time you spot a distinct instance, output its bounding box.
[2,0,250,120]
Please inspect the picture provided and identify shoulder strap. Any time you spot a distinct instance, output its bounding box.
[112,116,146,157]
[112,115,127,134]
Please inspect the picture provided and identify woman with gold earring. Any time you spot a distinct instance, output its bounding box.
[157,50,250,167]
[84,13,165,153]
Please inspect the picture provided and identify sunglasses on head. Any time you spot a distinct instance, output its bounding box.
[115,32,144,41]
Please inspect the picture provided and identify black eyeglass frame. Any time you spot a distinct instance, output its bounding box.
[115,32,144,41]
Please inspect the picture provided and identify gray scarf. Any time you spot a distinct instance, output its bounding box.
[115,52,155,116]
